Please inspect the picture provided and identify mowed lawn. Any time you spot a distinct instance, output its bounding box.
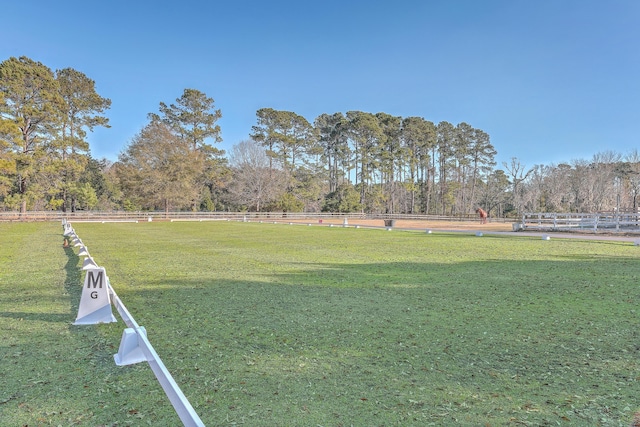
[1,221,639,426]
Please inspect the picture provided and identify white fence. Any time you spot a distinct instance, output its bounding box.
[521,212,640,233]
[63,221,205,426]
[3,210,508,223]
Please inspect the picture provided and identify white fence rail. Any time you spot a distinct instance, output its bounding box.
[3,210,509,223]
[522,212,640,233]
[63,221,205,426]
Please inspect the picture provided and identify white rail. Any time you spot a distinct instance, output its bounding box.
[64,220,205,426]
[108,288,204,426]
[4,210,510,223]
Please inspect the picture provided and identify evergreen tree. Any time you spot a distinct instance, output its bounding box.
[0,56,62,213]
[54,67,111,211]
[149,88,225,210]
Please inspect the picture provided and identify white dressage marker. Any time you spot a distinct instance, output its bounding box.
[73,267,117,325]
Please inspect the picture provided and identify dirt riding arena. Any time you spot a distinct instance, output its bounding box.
[278,218,640,242]
[284,218,514,232]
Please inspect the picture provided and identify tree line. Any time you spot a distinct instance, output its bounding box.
[2,56,639,217]
[0,56,111,213]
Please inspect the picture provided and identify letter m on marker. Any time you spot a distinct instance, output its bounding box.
[87,270,104,289]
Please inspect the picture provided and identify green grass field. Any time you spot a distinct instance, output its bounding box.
[1,221,639,426]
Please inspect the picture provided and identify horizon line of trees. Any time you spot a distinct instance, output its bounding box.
[2,56,639,217]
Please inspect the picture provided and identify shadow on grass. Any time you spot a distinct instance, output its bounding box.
[61,244,125,366]
[0,311,74,323]
[103,255,639,427]
[110,255,639,353]
[0,244,83,325]
[63,244,82,318]
[8,222,636,426]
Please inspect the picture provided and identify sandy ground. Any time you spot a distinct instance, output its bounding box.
[276,218,640,242]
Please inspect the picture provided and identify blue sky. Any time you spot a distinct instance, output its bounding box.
[3,0,639,168]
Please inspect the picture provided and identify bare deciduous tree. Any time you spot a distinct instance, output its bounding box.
[503,157,532,216]
[227,140,288,211]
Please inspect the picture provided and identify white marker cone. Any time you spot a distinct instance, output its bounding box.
[82,257,99,270]
[63,223,74,236]
[73,267,117,325]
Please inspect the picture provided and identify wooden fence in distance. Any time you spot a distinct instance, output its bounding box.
[0,211,507,223]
